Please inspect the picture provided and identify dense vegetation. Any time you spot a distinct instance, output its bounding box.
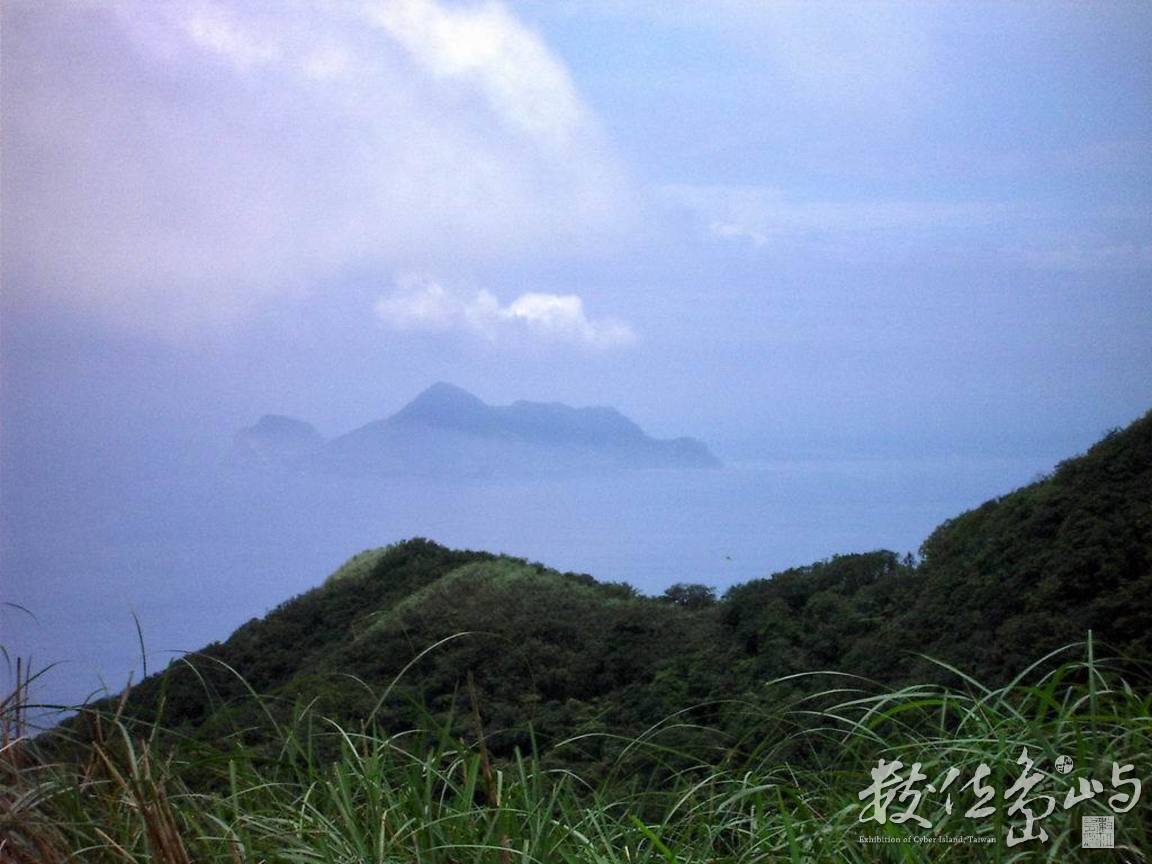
[5,641,1150,862]
[4,410,1150,860]
[93,410,1152,765]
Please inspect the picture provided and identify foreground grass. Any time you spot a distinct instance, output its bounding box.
[2,639,1149,863]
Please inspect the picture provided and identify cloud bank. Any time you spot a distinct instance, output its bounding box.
[665,185,1152,272]
[1,0,631,335]
[375,276,636,348]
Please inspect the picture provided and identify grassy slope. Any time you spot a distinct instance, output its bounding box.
[6,641,1149,862]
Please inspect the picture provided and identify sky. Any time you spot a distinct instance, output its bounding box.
[2,0,1152,706]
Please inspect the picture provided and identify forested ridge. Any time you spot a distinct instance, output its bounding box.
[87,410,1152,765]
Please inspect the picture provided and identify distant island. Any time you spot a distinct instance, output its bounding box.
[234,382,720,476]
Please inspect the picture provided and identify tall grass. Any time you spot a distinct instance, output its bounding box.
[2,638,1148,863]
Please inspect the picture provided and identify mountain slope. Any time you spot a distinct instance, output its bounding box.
[113,541,722,762]
[92,410,1152,762]
[872,410,1152,680]
[723,411,1152,686]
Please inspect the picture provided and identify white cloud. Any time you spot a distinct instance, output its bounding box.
[1005,240,1152,273]
[664,184,1152,272]
[177,4,282,70]
[375,275,635,347]
[663,184,1016,263]
[365,0,587,148]
[1,0,632,336]
[667,184,1011,233]
[710,222,772,248]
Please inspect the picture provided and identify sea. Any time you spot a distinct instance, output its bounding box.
[2,449,1047,717]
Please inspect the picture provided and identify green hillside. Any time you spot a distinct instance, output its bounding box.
[94,410,1152,763]
[887,417,1152,678]
[740,408,1152,685]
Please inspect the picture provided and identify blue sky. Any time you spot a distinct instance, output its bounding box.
[3,0,1152,708]
[3,0,1150,458]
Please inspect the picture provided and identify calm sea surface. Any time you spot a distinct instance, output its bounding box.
[3,453,1043,713]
